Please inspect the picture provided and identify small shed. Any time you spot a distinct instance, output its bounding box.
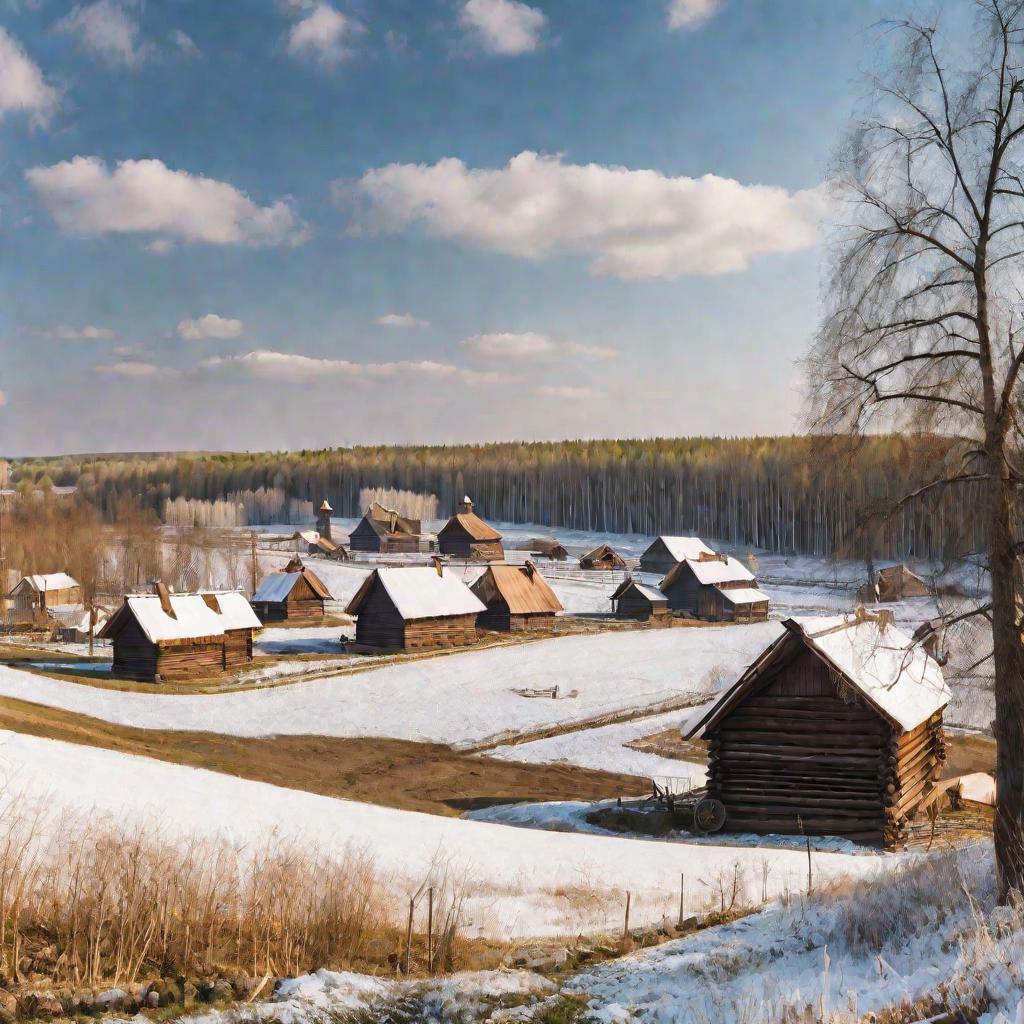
[296,530,346,558]
[349,502,422,554]
[610,578,670,621]
[471,562,563,631]
[858,563,931,603]
[639,536,714,575]
[202,590,262,667]
[437,497,504,561]
[517,538,569,561]
[8,573,82,623]
[685,613,950,847]
[580,544,627,571]
[345,564,485,651]
[252,559,332,623]
[660,554,768,622]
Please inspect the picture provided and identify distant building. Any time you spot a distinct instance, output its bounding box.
[252,558,333,623]
[471,562,563,631]
[610,578,670,622]
[660,553,769,622]
[437,497,504,562]
[316,499,334,542]
[8,573,82,624]
[345,564,484,651]
[638,536,714,575]
[348,501,423,554]
[580,544,627,571]
[858,563,931,603]
[517,538,569,561]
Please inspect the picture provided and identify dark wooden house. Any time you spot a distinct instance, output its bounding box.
[858,563,931,603]
[517,538,569,561]
[8,572,82,624]
[639,536,714,575]
[471,562,563,631]
[579,544,627,571]
[660,553,769,622]
[685,613,950,847]
[610,578,670,621]
[99,584,260,682]
[346,564,485,651]
[252,559,332,623]
[348,502,423,554]
[437,497,504,561]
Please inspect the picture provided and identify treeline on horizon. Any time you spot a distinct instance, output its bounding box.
[6,435,980,561]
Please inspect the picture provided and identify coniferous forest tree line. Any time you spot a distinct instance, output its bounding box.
[5,435,984,561]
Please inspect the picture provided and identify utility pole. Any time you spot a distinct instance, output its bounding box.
[250,531,258,596]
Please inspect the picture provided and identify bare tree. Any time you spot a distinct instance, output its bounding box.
[807,0,1024,896]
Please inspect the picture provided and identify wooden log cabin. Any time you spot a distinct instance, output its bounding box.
[579,544,627,571]
[348,501,423,554]
[437,497,504,562]
[345,563,485,652]
[517,538,569,561]
[685,613,950,848]
[99,584,261,682]
[471,562,563,631]
[251,559,332,623]
[8,573,82,624]
[610,578,670,622]
[660,553,769,622]
[858,562,931,603]
[638,536,714,575]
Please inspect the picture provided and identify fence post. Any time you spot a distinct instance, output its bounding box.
[427,886,434,975]
[404,897,414,975]
[678,873,685,928]
[623,891,631,938]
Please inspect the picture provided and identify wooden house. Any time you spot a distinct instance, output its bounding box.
[252,559,333,623]
[858,563,931,603]
[580,544,627,571]
[686,613,949,848]
[437,497,504,561]
[345,564,485,651]
[8,573,82,624]
[349,501,423,554]
[639,536,714,575]
[660,553,769,622]
[517,538,569,561]
[471,562,563,631]
[99,584,260,682]
[610,578,670,622]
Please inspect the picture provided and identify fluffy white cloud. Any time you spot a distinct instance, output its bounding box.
[0,28,58,124]
[459,0,545,55]
[536,384,597,399]
[287,3,353,64]
[464,331,553,359]
[177,314,245,340]
[170,29,199,56]
[667,0,722,30]
[48,325,115,340]
[350,151,826,279]
[562,341,617,360]
[376,312,429,328]
[96,361,178,377]
[56,0,149,66]
[200,349,499,385]
[27,157,308,247]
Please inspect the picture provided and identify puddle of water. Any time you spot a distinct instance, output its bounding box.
[27,661,112,674]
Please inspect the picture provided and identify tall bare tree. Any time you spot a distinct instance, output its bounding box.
[807,0,1024,896]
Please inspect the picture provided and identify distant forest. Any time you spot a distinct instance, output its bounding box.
[7,436,982,560]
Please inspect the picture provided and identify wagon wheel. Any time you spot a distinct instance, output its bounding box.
[692,798,726,835]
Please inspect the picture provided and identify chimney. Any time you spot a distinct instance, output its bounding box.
[317,499,333,542]
[154,580,176,619]
[285,556,304,573]
[524,560,536,578]
[432,555,444,577]
[461,495,474,515]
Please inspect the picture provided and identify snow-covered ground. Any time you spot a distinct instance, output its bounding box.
[0,730,889,941]
[254,626,348,656]
[0,624,781,745]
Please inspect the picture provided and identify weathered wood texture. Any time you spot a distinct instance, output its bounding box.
[253,572,326,623]
[352,576,480,651]
[615,589,670,622]
[476,604,556,632]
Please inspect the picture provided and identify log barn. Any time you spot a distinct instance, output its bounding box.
[201,590,262,666]
[660,553,769,622]
[437,497,504,561]
[685,613,950,847]
[639,536,714,575]
[517,538,569,561]
[345,564,485,651]
[8,573,82,624]
[858,562,931,603]
[610,578,670,621]
[348,501,423,554]
[471,562,563,631]
[579,544,627,571]
[252,559,332,623]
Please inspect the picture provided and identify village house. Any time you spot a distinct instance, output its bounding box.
[471,561,563,631]
[858,562,931,603]
[348,501,423,554]
[517,538,569,561]
[579,543,627,571]
[201,590,263,666]
[638,536,714,575]
[610,578,670,622]
[437,497,504,561]
[685,612,950,848]
[251,558,333,623]
[7,572,82,625]
[345,563,485,651]
[660,553,769,622]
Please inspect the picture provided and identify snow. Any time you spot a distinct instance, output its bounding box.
[0,623,782,745]
[685,556,755,585]
[254,627,347,656]
[0,730,885,939]
[207,591,262,631]
[120,593,226,642]
[632,583,668,605]
[348,566,486,620]
[653,537,715,562]
[18,572,79,592]
[719,586,771,605]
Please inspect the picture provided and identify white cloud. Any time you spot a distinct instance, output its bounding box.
[536,384,597,399]
[170,29,200,56]
[47,324,115,340]
[464,331,554,359]
[96,361,178,378]
[0,28,58,124]
[177,314,245,340]
[562,341,617,359]
[667,0,722,30]
[287,3,354,64]
[350,150,826,280]
[376,312,429,328]
[459,0,545,55]
[56,0,149,66]
[27,156,308,247]
[200,349,499,385]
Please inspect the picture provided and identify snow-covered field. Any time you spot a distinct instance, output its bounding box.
[254,626,348,656]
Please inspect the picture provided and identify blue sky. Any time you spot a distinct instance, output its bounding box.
[0,0,905,455]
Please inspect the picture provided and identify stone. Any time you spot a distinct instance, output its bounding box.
[0,990,17,1016]
[212,979,234,1003]
[95,987,132,1012]
[147,990,160,1008]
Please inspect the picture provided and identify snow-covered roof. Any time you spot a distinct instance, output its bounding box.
[18,572,79,593]
[686,557,754,585]
[654,537,714,562]
[120,594,226,643]
[204,591,262,631]
[347,567,485,621]
[717,586,769,605]
[254,572,301,603]
[634,583,668,604]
